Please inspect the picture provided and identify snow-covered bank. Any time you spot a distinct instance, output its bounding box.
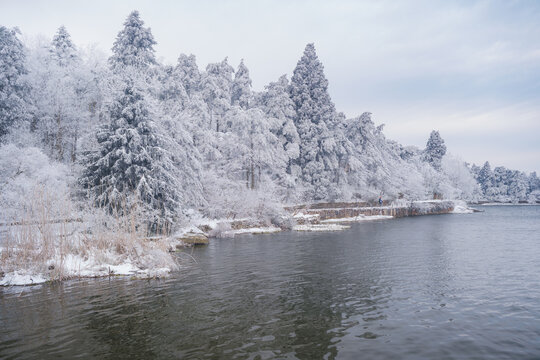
[0,216,179,286]
[225,226,282,236]
[293,224,351,232]
[1,200,477,286]
[451,200,476,214]
[477,202,540,206]
[320,215,394,223]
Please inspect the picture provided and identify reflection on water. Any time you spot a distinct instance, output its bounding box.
[1,206,540,359]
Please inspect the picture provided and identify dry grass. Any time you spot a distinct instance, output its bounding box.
[1,187,178,283]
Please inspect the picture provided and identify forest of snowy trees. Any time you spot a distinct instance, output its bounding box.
[1,11,539,233]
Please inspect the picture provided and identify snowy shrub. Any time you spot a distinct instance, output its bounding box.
[0,144,71,223]
[441,155,480,200]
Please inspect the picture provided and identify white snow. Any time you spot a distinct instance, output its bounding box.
[220,226,282,237]
[480,202,539,206]
[0,271,47,286]
[293,212,320,220]
[449,200,475,214]
[320,215,393,223]
[293,224,350,232]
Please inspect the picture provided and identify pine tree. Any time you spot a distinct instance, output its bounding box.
[260,74,300,176]
[37,26,85,161]
[0,26,30,139]
[81,80,182,232]
[477,161,493,194]
[50,26,78,67]
[175,53,200,98]
[289,43,339,200]
[200,58,234,132]
[529,172,540,192]
[423,130,447,170]
[159,65,189,113]
[231,59,252,109]
[109,10,156,70]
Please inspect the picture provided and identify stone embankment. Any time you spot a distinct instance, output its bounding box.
[288,200,456,224]
[175,200,465,246]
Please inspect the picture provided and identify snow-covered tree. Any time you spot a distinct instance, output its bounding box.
[175,53,200,98]
[50,25,78,67]
[259,74,300,179]
[231,59,252,109]
[289,43,340,199]
[477,161,493,193]
[529,172,540,192]
[223,107,286,189]
[423,130,447,170]
[0,26,30,140]
[80,79,183,232]
[344,112,426,200]
[26,27,94,162]
[200,58,234,132]
[158,65,189,114]
[109,10,156,70]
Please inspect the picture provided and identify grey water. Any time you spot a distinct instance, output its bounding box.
[1,205,540,359]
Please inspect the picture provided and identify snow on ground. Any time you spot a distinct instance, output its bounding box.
[450,200,476,214]
[1,248,176,286]
[0,271,47,286]
[293,212,320,220]
[225,226,282,236]
[480,203,540,206]
[293,224,350,232]
[320,215,393,223]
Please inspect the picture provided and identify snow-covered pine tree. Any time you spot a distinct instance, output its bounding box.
[223,107,286,190]
[289,43,340,200]
[231,59,252,109]
[529,172,540,192]
[507,170,529,202]
[175,53,200,98]
[80,79,182,233]
[477,161,494,194]
[259,75,300,181]
[35,26,85,161]
[423,130,447,170]
[0,26,30,140]
[344,112,427,200]
[50,25,78,67]
[159,65,189,114]
[200,58,234,132]
[109,10,156,70]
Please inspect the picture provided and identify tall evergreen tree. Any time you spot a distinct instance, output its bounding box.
[0,26,30,140]
[200,58,234,132]
[109,10,156,70]
[289,43,339,199]
[477,161,493,194]
[81,80,182,232]
[50,26,78,67]
[260,74,300,176]
[175,53,200,98]
[423,130,447,170]
[231,59,252,109]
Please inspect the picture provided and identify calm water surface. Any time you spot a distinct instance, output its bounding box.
[1,205,540,359]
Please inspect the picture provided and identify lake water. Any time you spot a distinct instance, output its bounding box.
[1,205,540,359]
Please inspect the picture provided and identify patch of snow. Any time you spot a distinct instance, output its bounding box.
[293,212,319,220]
[293,224,350,232]
[228,226,282,236]
[450,200,475,214]
[480,203,540,206]
[0,271,47,286]
[320,215,393,223]
[173,225,206,238]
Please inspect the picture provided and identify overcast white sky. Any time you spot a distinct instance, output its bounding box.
[1,0,539,172]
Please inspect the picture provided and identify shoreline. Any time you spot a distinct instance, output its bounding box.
[1,199,473,287]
